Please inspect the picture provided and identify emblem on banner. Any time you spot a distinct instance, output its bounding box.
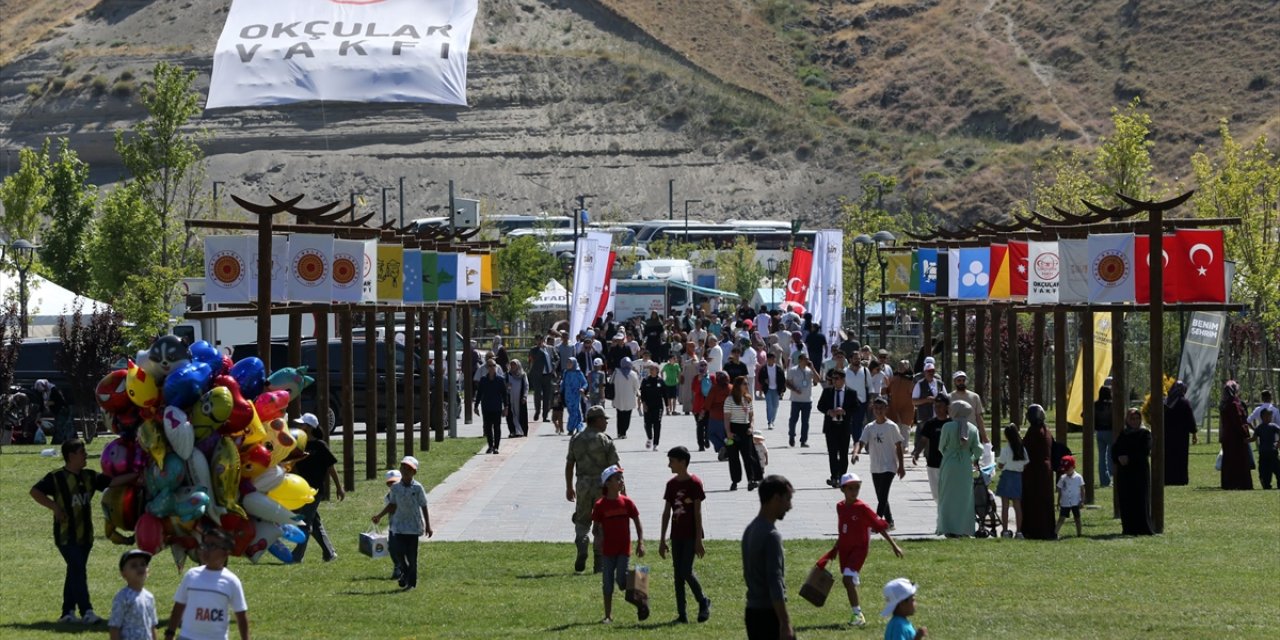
[294,249,327,286]
[1092,251,1130,286]
[1033,252,1060,281]
[333,256,357,286]
[212,251,245,287]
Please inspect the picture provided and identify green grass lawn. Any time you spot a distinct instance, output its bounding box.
[1,437,1276,639]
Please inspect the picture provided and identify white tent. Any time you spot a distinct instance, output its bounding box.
[0,271,114,338]
[528,279,568,313]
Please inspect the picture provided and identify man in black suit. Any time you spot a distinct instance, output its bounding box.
[528,335,558,422]
[817,369,859,487]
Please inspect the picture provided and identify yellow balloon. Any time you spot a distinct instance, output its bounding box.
[267,473,316,510]
[192,387,233,430]
[239,408,267,446]
[290,428,308,453]
[126,360,160,409]
[265,419,297,468]
[138,420,169,467]
[211,437,245,519]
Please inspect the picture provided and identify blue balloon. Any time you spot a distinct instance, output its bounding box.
[280,524,306,544]
[268,540,294,564]
[163,362,213,409]
[229,357,267,400]
[189,341,223,371]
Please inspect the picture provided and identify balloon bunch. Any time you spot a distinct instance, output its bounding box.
[97,336,318,567]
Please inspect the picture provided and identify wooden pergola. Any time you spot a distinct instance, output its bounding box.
[888,192,1242,532]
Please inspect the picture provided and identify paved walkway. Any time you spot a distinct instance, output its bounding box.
[426,396,942,541]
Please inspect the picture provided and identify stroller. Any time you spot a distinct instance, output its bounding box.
[973,463,1000,539]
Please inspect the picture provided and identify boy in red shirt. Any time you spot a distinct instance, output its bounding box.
[816,472,904,627]
[658,446,712,624]
[592,465,649,624]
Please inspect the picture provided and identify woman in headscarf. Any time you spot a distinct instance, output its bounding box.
[1163,380,1198,486]
[678,341,699,415]
[1218,380,1254,490]
[706,371,732,455]
[492,337,509,370]
[936,399,983,536]
[505,360,528,438]
[611,357,641,439]
[1111,407,1154,535]
[560,358,588,436]
[1021,404,1056,539]
[690,359,711,451]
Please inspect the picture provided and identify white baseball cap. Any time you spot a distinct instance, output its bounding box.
[401,455,419,471]
[293,413,320,429]
[839,472,862,487]
[600,464,624,486]
[882,578,918,618]
[952,370,967,380]
[384,469,402,484]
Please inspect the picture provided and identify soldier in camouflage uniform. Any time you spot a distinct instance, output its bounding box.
[565,405,620,573]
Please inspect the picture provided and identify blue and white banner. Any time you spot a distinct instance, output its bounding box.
[287,233,334,303]
[331,239,366,303]
[1087,233,1136,304]
[208,0,479,109]
[204,236,252,304]
[956,247,990,299]
[916,248,937,295]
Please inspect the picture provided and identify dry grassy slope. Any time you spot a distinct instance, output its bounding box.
[0,0,101,67]
[594,0,804,105]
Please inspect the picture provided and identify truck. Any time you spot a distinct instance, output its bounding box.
[612,279,739,321]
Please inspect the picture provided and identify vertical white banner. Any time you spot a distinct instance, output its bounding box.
[806,231,828,327]
[1057,239,1091,304]
[208,0,480,108]
[461,254,483,302]
[250,235,290,303]
[1088,233,1137,303]
[808,230,843,355]
[604,278,617,317]
[361,239,378,303]
[331,239,365,303]
[947,248,961,299]
[204,236,251,304]
[569,237,599,339]
[288,233,335,303]
[1027,240,1060,304]
[587,232,613,326]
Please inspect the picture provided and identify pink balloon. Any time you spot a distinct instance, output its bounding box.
[253,390,291,423]
[135,512,165,554]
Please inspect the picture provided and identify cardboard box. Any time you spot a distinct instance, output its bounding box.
[799,565,834,607]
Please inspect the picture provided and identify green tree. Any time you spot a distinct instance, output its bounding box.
[113,267,183,346]
[1191,120,1280,332]
[716,236,766,302]
[1094,98,1156,206]
[89,184,158,299]
[839,172,928,306]
[490,235,561,327]
[40,138,97,294]
[0,142,50,243]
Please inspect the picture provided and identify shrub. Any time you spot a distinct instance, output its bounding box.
[92,75,109,93]
[25,83,43,98]
[111,80,134,97]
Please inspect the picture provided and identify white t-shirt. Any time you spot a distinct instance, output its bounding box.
[174,566,247,640]
[844,366,870,403]
[706,346,724,373]
[387,480,430,535]
[1057,472,1084,508]
[859,420,904,473]
[869,370,888,396]
[997,445,1029,473]
[755,312,772,338]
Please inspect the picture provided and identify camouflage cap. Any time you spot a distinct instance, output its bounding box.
[586,405,608,421]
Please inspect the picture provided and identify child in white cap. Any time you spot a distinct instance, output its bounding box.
[882,577,926,639]
[372,456,433,591]
[590,465,648,624]
[816,473,904,627]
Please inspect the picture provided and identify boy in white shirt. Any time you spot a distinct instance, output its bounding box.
[164,529,249,640]
[1055,455,1085,538]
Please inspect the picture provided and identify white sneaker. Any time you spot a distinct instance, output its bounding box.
[81,611,105,625]
[57,614,79,624]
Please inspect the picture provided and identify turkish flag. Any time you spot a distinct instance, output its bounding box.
[593,251,618,321]
[1008,241,1029,297]
[1174,229,1226,303]
[1134,235,1182,303]
[785,248,813,306]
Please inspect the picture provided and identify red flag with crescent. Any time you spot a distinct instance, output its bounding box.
[1173,229,1225,303]
[593,251,618,322]
[1008,241,1029,297]
[784,248,813,306]
[1135,234,1183,303]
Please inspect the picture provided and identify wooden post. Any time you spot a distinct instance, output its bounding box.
[339,308,355,489]
[956,307,968,377]
[463,305,474,425]
[257,214,273,372]
[384,311,398,469]
[433,309,446,441]
[316,312,330,435]
[1006,304,1021,442]
[288,313,303,419]
[974,307,988,404]
[419,307,432,451]
[922,302,933,362]
[1033,312,1047,406]
[991,306,1003,445]
[1111,309,1126,519]
[364,311,378,480]
[941,306,952,376]
[1082,310,1096,504]
[1054,310,1069,444]
[403,309,416,456]
[1149,209,1166,534]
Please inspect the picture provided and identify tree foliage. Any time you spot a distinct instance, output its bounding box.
[839,172,929,306]
[0,142,49,243]
[40,138,97,294]
[490,235,561,327]
[715,236,766,302]
[0,303,21,391]
[89,183,158,299]
[56,300,125,421]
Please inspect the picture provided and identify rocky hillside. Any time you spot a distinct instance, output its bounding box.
[1,0,1277,223]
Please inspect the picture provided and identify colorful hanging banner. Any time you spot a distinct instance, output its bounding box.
[1027,241,1059,304]
[437,253,458,302]
[287,233,334,303]
[420,250,439,301]
[988,243,1010,299]
[1087,233,1136,303]
[916,248,937,295]
[1009,240,1029,297]
[331,239,365,303]
[249,235,289,303]
[1066,312,1114,425]
[784,247,813,306]
[480,254,494,294]
[944,248,960,299]
[909,249,921,293]
[1174,229,1227,303]
[1134,234,1180,304]
[593,251,618,321]
[956,247,990,300]
[204,236,251,304]
[377,244,403,303]
[886,253,912,294]
[1057,239,1091,304]
[460,254,482,302]
[360,239,377,303]
[402,248,423,303]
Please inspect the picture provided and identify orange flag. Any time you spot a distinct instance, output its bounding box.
[988,243,1010,299]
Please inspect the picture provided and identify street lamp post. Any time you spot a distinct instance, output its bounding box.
[766,257,778,309]
[873,230,896,351]
[853,234,874,346]
[684,199,702,243]
[563,261,573,325]
[10,239,37,338]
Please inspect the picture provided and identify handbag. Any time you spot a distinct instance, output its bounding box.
[359,526,389,558]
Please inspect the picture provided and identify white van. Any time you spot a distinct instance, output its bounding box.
[635,259,694,283]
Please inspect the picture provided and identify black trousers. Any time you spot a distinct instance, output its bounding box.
[695,413,710,450]
[482,409,502,450]
[745,607,781,640]
[644,410,662,444]
[728,422,763,484]
[531,375,555,418]
[389,533,421,588]
[616,409,633,437]
[825,426,851,480]
[671,538,706,617]
[871,471,896,524]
